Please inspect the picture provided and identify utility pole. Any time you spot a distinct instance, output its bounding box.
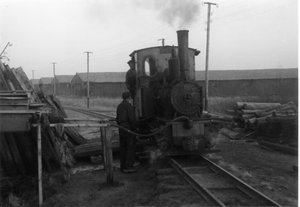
[158,38,165,46]
[204,2,217,111]
[32,70,35,89]
[52,62,57,96]
[84,51,92,108]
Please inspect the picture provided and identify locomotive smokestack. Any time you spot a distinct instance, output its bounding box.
[177,30,189,80]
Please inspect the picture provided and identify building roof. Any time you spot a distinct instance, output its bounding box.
[40,77,53,84]
[195,68,298,81]
[50,68,297,84]
[55,75,74,83]
[130,46,200,57]
[30,79,40,85]
[76,72,125,83]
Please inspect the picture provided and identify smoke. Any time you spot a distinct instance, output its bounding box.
[83,0,201,29]
[156,0,201,28]
[137,0,201,29]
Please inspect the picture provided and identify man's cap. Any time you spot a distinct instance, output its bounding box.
[127,57,135,64]
[122,91,131,99]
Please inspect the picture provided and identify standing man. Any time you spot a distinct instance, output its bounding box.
[125,57,136,99]
[116,91,137,173]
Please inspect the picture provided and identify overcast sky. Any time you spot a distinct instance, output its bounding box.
[0,0,298,79]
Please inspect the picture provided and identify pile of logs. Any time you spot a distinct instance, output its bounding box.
[231,101,297,129]
[0,61,86,176]
[218,101,298,155]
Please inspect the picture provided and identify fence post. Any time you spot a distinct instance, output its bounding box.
[37,114,43,206]
[100,126,106,169]
[104,125,113,184]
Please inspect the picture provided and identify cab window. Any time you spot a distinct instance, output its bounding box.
[144,57,157,76]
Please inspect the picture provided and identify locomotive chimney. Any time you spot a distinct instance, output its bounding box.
[177,30,190,80]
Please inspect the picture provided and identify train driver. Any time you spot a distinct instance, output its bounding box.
[125,58,136,99]
[116,91,137,173]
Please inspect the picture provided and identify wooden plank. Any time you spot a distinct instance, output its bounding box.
[0,63,9,90]
[32,123,108,127]
[74,138,119,157]
[37,121,43,206]
[0,110,47,114]
[236,102,281,110]
[64,127,87,145]
[5,134,26,174]
[0,113,32,132]
[47,96,87,145]
[11,68,28,91]
[4,65,23,90]
[104,127,113,184]
[0,134,18,174]
[14,67,34,91]
[14,132,37,173]
[100,127,106,168]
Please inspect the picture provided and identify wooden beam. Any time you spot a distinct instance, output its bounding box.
[32,123,109,128]
[37,117,43,206]
[64,118,104,122]
[104,127,113,184]
[100,127,106,169]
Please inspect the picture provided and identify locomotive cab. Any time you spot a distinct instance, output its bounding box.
[127,30,210,153]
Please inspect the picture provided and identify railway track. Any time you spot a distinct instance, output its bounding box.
[64,106,115,119]
[168,155,281,207]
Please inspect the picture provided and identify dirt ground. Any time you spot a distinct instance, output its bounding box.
[37,109,297,206]
[41,141,297,206]
[208,138,298,206]
[44,163,158,207]
[41,132,297,205]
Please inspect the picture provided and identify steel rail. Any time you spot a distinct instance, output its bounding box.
[64,106,115,119]
[201,156,282,207]
[169,158,225,207]
[169,155,282,207]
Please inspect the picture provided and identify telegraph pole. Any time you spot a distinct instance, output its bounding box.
[31,70,35,89]
[204,2,217,111]
[84,51,92,108]
[52,62,57,96]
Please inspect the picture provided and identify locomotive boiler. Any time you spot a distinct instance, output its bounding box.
[128,30,210,153]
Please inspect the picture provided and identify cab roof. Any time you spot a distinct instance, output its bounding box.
[129,45,200,57]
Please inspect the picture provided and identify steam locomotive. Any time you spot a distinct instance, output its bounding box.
[128,30,210,153]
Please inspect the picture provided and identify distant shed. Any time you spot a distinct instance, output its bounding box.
[69,68,297,103]
[30,79,40,90]
[39,77,53,95]
[195,68,298,80]
[54,75,74,96]
[71,72,126,97]
[195,68,298,102]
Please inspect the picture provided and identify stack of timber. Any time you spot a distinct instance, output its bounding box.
[74,128,119,158]
[232,101,297,128]
[226,101,298,151]
[0,61,86,177]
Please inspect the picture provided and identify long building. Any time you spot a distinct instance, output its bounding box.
[71,72,125,97]
[30,68,298,102]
